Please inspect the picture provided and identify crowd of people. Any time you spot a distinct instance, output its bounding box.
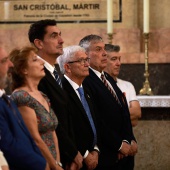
[0,19,141,170]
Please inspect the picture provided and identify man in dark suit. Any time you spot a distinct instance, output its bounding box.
[0,47,47,170]
[79,35,138,170]
[104,44,141,127]
[57,45,100,170]
[28,19,83,169]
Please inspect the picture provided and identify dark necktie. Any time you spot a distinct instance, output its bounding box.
[77,87,97,146]
[101,74,119,102]
[53,68,62,87]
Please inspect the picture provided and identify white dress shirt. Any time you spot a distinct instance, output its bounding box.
[38,56,56,79]
[64,75,99,158]
[0,89,5,97]
[0,151,8,169]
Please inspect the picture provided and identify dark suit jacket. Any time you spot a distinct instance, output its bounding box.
[38,67,78,164]
[83,69,135,167]
[61,76,100,156]
[0,96,46,170]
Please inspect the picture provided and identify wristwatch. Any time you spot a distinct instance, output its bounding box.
[56,161,63,167]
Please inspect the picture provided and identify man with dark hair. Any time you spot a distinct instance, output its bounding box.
[105,44,120,52]
[79,35,137,170]
[28,19,83,169]
[104,44,141,127]
[0,47,47,170]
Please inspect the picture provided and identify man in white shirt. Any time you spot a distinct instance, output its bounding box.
[57,45,100,170]
[28,19,83,169]
[80,35,137,170]
[104,44,141,127]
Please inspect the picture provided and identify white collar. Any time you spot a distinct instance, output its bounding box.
[38,56,55,74]
[90,67,105,79]
[64,75,82,91]
[0,89,5,97]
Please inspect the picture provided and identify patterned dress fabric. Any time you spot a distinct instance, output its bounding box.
[11,90,58,159]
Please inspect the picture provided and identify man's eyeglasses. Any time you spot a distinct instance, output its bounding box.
[67,58,90,65]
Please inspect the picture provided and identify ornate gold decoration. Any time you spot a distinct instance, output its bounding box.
[139,33,153,95]
[107,33,113,44]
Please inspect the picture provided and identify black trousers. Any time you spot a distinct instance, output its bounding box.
[95,162,122,170]
[95,156,134,170]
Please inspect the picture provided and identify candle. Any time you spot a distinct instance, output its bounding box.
[4,2,10,20]
[143,0,149,33]
[107,0,113,34]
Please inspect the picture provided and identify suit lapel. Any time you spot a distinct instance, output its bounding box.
[105,72,129,107]
[44,68,64,95]
[62,77,93,123]
[89,69,117,100]
[89,69,105,90]
[44,68,58,86]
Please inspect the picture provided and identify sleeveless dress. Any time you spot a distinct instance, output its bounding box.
[11,90,58,159]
